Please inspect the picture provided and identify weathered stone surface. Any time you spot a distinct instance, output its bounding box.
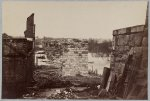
[114,62,125,75]
[118,28,127,34]
[129,33,142,47]
[118,46,124,52]
[115,46,124,54]
[136,69,146,79]
[43,38,88,76]
[98,89,109,98]
[132,55,142,69]
[115,54,128,62]
[124,46,130,51]
[140,47,148,69]
[131,25,144,33]
[128,47,134,55]
[134,33,143,46]
[118,35,129,46]
[143,30,148,37]
[142,37,148,46]
[133,47,142,58]
[110,55,115,63]
[113,30,118,36]
[114,62,119,70]
[113,36,117,48]
[118,63,125,74]
[115,57,121,62]
[142,47,148,59]
[129,34,135,46]
[121,54,128,62]
[2,14,35,99]
[108,24,147,99]
[127,83,147,99]
[102,67,110,88]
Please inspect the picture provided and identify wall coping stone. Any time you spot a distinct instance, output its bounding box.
[113,25,145,36]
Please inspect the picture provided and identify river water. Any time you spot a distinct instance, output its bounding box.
[88,53,110,75]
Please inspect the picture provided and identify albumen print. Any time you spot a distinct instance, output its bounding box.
[2,0,148,99]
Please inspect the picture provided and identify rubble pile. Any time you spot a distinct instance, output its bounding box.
[22,86,107,99]
[47,88,77,99]
[33,67,62,88]
[42,38,68,61]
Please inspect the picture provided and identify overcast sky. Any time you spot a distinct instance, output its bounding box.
[2,1,147,39]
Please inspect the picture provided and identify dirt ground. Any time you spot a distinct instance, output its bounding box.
[22,65,106,99]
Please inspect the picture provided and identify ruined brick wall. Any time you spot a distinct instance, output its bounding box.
[42,38,67,61]
[106,25,148,99]
[61,41,88,76]
[24,13,35,39]
[2,38,34,98]
[42,38,88,76]
[2,13,35,98]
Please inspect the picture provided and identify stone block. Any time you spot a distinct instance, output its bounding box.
[118,35,129,46]
[117,46,124,52]
[115,57,121,62]
[117,46,129,54]
[110,62,115,69]
[118,63,125,74]
[129,33,142,47]
[136,79,147,86]
[131,25,144,33]
[134,33,143,46]
[121,54,128,62]
[142,37,148,46]
[136,69,146,79]
[114,46,119,51]
[124,46,130,51]
[128,47,134,55]
[118,28,127,34]
[142,47,148,59]
[133,47,142,58]
[129,34,135,47]
[115,62,120,69]
[117,35,124,46]
[113,36,118,47]
[126,27,131,33]
[132,55,142,69]
[140,56,148,69]
[115,55,127,62]
[113,30,118,36]
[143,30,148,37]
[110,54,115,60]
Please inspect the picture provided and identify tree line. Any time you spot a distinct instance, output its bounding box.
[88,39,112,57]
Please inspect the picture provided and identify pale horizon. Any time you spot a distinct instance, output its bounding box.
[2,1,147,39]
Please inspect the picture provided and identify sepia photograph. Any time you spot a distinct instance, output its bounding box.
[2,0,148,100]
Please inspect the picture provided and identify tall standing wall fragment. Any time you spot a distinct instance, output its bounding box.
[106,24,148,99]
[2,13,35,98]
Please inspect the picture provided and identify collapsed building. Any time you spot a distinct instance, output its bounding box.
[42,38,88,76]
[102,10,148,99]
[2,13,35,98]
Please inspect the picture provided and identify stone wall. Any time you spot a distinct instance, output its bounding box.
[106,24,148,99]
[61,42,88,76]
[24,13,35,39]
[43,38,88,76]
[2,37,34,98]
[2,13,35,98]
